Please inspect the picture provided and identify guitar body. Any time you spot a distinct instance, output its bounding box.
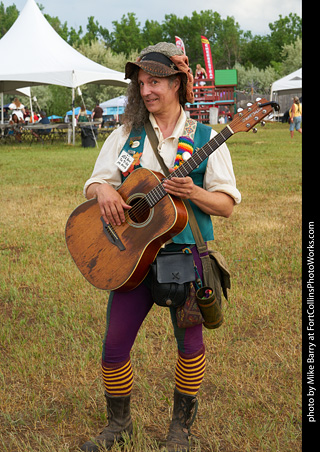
[65,167,188,291]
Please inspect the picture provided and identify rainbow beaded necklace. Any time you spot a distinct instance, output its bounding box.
[173,118,197,169]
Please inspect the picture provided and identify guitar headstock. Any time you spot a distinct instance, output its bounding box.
[230,98,280,134]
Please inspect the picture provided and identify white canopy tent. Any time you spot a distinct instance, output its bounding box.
[0,0,128,143]
[270,68,302,117]
[270,68,302,98]
[100,95,128,110]
[100,95,127,118]
[4,87,31,98]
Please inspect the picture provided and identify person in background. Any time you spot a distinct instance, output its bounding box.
[80,42,241,452]
[9,98,25,123]
[289,96,302,138]
[31,111,51,141]
[195,63,207,82]
[77,105,89,123]
[194,64,207,97]
[29,111,39,123]
[91,102,103,128]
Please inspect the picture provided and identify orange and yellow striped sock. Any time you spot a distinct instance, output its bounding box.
[101,358,133,396]
[175,350,206,396]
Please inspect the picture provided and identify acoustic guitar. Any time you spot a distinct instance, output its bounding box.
[65,99,279,291]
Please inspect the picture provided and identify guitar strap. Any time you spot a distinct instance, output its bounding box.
[144,119,213,287]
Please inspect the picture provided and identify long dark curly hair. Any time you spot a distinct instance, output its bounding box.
[122,69,187,133]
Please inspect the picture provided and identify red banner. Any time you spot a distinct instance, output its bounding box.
[201,36,214,81]
[175,36,186,54]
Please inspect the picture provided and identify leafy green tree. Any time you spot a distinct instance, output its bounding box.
[240,35,274,70]
[68,26,83,47]
[212,15,243,68]
[111,13,143,56]
[46,85,71,116]
[162,11,222,70]
[141,20,165,47]
[268,13,302,60]
[0,2,19,38]
[161,11,244,70]
[83,17,110,45]
[81,16,100,43]
[280,37,302,75]
[234,62,278,95]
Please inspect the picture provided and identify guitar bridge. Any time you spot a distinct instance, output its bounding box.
[100,217,126,251]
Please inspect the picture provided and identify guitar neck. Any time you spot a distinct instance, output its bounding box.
[146,125,234,208]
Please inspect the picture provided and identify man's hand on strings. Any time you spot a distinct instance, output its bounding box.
[95,183,131,226]
[162,168,196,199]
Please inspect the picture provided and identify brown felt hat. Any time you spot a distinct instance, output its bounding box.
[125,42,194,103]
[125,51,186,80]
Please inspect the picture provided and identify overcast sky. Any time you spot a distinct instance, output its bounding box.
[2,0,302,37]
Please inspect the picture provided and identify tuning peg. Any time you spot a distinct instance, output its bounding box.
[256,97,261,102]
[247,102,253,107]
[260,121,266,127]
[237,107,243,112]
[252,128,258,133]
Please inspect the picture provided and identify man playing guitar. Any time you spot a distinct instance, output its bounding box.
[80,42,241,452]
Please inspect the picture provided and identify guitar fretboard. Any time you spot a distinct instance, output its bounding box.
[146,125,234,208]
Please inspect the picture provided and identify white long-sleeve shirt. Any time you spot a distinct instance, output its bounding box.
[84,110,241,205]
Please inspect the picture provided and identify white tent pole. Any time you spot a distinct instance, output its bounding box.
[1,92,3,137]
[29,93,34,122]
[1,92,3,124]
[72,87,75,145]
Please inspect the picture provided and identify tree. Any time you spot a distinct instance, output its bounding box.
[234,62,278,95]
[81,16,111,45]
[141,20,165,47]
[212,15,243,68]
[268,13,302,61]
[111,13,143,56]
[240,35,274,70]
[0,2,19,38]
[280,37,302,75]
[161,11,243,71]
[68,26,83,47]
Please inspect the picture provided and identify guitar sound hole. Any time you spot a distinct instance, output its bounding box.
[128,197,151,224]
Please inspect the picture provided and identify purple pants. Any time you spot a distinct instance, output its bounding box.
[102,245,204,364]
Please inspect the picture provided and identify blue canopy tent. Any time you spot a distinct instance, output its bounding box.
[48,115,63,120]
[100,95,127,118]
[65,107,92,116]
[103,106,125,115]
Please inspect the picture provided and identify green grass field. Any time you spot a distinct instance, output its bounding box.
[0,122,302,451]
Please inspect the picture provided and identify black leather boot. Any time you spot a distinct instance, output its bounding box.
[166,388,198,452]
[80,392,133,451]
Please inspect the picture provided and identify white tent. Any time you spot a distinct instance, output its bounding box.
[270,68,302,99]
[100,95,127,117]
[0,0,128,142]
[100,95,128,110]
[3,87,31,98]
